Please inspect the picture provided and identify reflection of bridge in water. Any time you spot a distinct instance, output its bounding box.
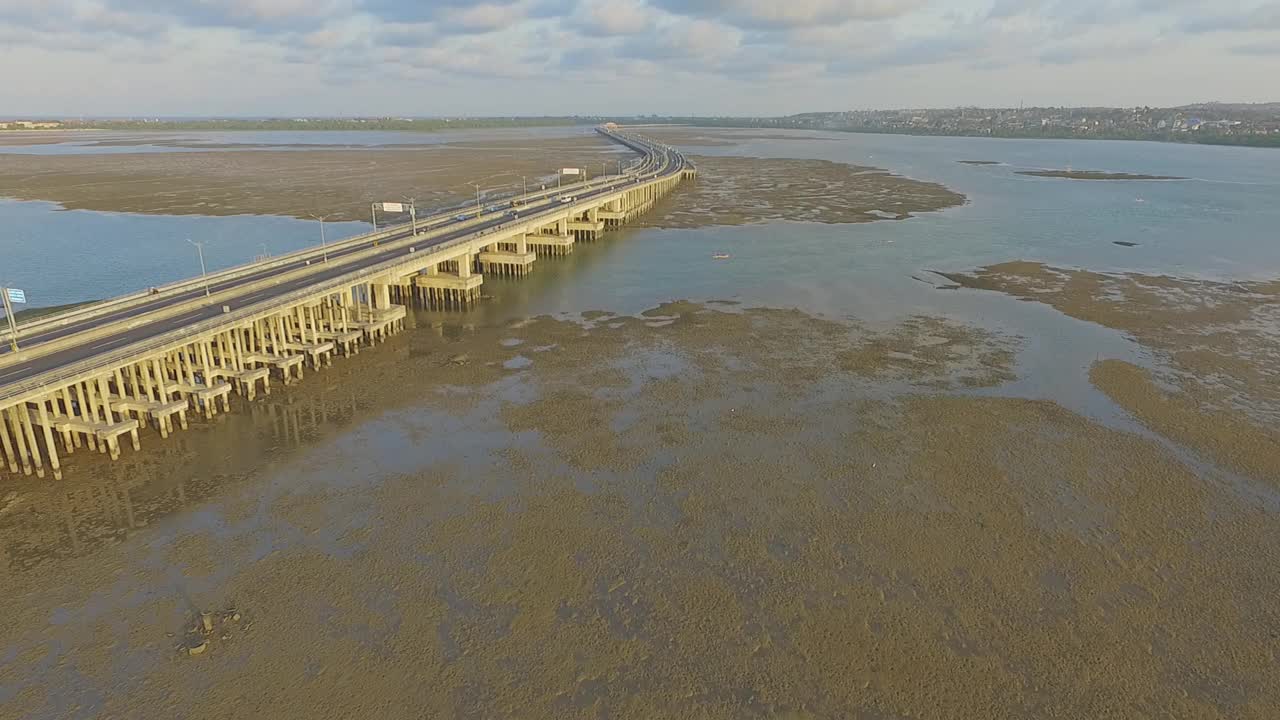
[0,129,694,480]
[0,387,364,572]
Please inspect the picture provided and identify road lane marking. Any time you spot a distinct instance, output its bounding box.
[0,366,34,380]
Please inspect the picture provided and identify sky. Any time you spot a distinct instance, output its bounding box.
[1,0,1278,116]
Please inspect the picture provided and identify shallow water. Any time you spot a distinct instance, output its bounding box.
[0,125,599,155]
[3,130,1279,718]
[0,199,367,308]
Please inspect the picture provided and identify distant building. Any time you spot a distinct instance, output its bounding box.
[1,120,63,129]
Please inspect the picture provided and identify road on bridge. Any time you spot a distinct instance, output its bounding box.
[0,136,686,394]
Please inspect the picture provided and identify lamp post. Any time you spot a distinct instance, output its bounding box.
[1,287,20,352]
[308,214,330,262]
[521,175,527,202]
[467,182,482,216]
[402,197,418,234]
[186,239,210,297]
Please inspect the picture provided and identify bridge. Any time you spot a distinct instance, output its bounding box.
[0,128,695,479]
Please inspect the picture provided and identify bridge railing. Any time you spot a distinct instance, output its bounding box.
[0,132,682,404]
[1,134,664,343]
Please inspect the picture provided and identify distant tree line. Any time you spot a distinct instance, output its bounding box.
[607,116,1280,149]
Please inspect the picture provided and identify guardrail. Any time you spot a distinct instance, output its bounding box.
[0,132,685,404]
[1,136,663,343]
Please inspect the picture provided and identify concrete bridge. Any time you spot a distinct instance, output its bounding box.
[0,128,695,479]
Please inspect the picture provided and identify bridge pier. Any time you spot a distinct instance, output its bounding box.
[526,232,574,257]
[1,130,693,480]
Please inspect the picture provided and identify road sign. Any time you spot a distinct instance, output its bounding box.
[380,202,405,213]
[5,288,25,304]
[560,168,581,176]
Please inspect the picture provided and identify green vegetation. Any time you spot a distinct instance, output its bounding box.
[10,300,99,324]
[612,115,1280,149]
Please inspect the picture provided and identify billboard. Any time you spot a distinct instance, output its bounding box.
[380,202,405,213]
[560,168,581,176]
[5,288,26,304]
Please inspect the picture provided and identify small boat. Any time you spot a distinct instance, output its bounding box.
[712,253,730,259]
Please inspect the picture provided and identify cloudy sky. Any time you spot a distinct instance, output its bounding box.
[2,0,1278,116]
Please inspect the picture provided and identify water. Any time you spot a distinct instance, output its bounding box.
[0,125,603,156]
[4,130,1277,312]
[3,130,1278,718]
[0,200,367,308]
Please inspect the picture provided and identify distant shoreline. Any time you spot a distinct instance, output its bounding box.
[0,118,587,134]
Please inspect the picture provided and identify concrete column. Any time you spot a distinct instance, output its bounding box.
[0,407,18,474]
[36,398,60,479]
[123,365,138,401]
[200,341,215,384]
[18,405,44,478]
[96,377,114,423]
[134,362,152,403]
[57,388,79,450]
[7,407,32,475]
[152,359,170,401]
[459,253,472,279]
[82,380,100,426]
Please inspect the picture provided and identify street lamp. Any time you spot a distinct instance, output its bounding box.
[308,214,330,262]
[467,181,482,216]
[521,175,527,202]
[402,197,418,234]
[186,239,210,298]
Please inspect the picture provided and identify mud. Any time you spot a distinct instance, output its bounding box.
[2,298,1278,718]
[0,135,619,222]
[647,154,965,229]
[941,261,1280,484]
[1018,170,1187,180]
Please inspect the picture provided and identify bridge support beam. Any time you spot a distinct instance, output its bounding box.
[1,134,692,480]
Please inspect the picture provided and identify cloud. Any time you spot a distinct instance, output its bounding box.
[571,0,655,35]
[1179,2,1280,33]
[651,0,923,29]
[1,0,1277,116]
[1231,39,1280,55]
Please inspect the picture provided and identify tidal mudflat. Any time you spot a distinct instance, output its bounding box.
[4,300,1277,718]
[1017,169,1188,180]
[941,261,1280,484]
[646,154,964,228]
[0,135,620,222]
[3,126,1279,718]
